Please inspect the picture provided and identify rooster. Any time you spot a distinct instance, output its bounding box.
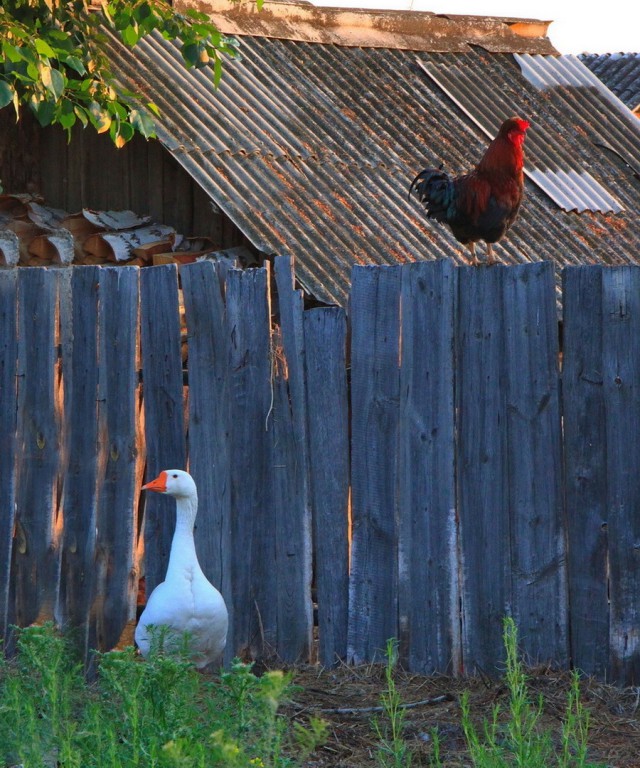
[409,117,530,265]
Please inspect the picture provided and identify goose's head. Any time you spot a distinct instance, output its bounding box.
[143,469,197,499]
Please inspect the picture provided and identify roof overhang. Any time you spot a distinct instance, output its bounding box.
[174,0,558,54]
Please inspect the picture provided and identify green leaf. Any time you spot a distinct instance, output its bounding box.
[88,101,111,133]
[34,99,55,127]
[2,43,24,64]
[63,56,87,76]
[146,101,161,118]
[34,39,57,58]
[41,66,65,101]
[130,108,155,139]
[121,24,139,47]
[74,105,89,128]
[0,81,14,109]
[213,54,223,88]
[181,42,198,68]
[58,110,76,130]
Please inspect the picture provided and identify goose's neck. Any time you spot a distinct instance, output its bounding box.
[166,493,201,578]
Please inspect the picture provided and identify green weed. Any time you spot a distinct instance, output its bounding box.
[372,638,412,768]
[0,622,325,768]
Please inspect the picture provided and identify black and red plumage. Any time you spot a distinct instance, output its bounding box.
[409,117,530,265]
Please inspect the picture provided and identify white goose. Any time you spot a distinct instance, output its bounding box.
[135,469,228,668]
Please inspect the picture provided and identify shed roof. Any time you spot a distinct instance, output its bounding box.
[106,0,640,306]
[580,53,640,113]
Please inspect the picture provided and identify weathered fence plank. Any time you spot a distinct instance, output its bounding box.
[304,307,349,666]
[457,266,510,674]
[180,260,233,653]
[0,270,17,644]
[562,266,609,679]
[140,264,187,594]
[601,267,640,685]
[93,267,141,655]
[11,268,61,630]
[502,263,567,665]
[57,267,101,666]
[272,256,313,662]
[226,266,274,658]
[349,264,401,664]
[398,260,458,675]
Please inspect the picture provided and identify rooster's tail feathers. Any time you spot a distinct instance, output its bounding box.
[408,168,455,223]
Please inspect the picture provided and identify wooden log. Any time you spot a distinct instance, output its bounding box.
[226,266,273,659]
[12,268,61,630]
[562,266,609,679]
[304,306,349,667]
[348,264,401,664]
[0,270,17,643]
[140,264,187,594]
[397,260,458,675]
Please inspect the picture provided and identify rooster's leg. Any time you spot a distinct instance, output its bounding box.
[466,242,480,267]
[486,243,497,266]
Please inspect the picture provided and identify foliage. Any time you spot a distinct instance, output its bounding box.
[0,0,246,147]
[0,622,326,768]
[372,638,412,768]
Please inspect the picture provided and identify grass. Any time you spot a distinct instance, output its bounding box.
[372,619,608,768]
[0,623,326,768]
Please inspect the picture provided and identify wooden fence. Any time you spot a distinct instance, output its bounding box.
[1,257,639,685]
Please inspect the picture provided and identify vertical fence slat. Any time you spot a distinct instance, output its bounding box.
[304,307,349,666]
[226,266,273,658]
[562,266,609,678]
[12,268,61,629]
[602,267,640,684]
[93,267,141,655]
[0,270,17,643]
[348,264,401,664]
[457,266,508,673]
[503,263,567,665]
[58,267,100,665]
[140,264,186,594]
[273,256,313,662]
[398,260,458,675]
[180,261,232,648]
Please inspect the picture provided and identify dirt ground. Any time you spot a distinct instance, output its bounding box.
[281,662,640,767]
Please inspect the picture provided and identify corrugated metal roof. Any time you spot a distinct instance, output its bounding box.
[104,17,640,307]
[580,53,640,113]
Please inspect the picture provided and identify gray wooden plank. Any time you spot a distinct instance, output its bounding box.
[140,264,187,594]
[0,270,18,644]
[180,261,232,649]
[304,307,350,666]
[12,268,61,629]
[562,266,609,679]
[601,267,640,685]
[273,255,313,663]
[57,267,100,665]
[92,267,141,656]
[348,264,401,664]
[456,265,508,675]
[502,262,567,666]
[398,260,458,675]
[226,266,273,659]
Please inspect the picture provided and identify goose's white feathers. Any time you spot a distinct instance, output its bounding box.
[135,469,228,668]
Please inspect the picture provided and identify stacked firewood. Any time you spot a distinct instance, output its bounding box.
[0,193,218,268]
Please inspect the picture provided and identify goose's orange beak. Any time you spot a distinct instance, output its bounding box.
[142,471,168,493]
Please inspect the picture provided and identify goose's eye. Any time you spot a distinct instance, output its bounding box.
[172,473,178,478]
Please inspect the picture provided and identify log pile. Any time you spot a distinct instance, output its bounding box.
[0,193,220,268]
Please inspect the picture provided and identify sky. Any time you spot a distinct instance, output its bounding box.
[309,0,640,54]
